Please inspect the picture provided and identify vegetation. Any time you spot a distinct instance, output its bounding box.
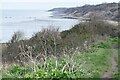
[1,37,119,78]
[49,2,118,21]
[1,15,119,79]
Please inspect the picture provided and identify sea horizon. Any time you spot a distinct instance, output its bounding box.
[0,9,79,43]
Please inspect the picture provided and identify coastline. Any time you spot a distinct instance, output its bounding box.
[50,12,118,26]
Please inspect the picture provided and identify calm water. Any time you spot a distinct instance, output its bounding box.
[0,10,79,43]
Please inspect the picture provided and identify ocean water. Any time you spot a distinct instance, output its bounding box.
[0,10,79,43]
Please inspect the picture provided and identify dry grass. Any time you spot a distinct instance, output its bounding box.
[106,20,118,26]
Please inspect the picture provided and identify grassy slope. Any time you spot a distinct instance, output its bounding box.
[73,48,113,78]
[2,48,114,78]
[1,22,119,78]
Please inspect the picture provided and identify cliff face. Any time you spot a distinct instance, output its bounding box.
[49,3,118,21]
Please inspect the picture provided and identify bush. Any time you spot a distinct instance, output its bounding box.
[109,37,120,43]
[2,64,74,78]
[2,48,113,78]
[91,41,110,48]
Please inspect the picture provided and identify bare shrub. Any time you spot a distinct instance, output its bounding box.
[2,31,25,64]
[9,31,24,43]
[2,17,118,66]
[2,27,63,65]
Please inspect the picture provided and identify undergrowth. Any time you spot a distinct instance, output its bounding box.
[1,34,119,79]
[2,48,113,78]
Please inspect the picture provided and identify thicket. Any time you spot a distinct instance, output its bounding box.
[2,37,119,78]
[2,17,118,65]
[1,16,119,78]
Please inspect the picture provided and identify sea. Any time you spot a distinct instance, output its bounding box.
[0,9,79,43]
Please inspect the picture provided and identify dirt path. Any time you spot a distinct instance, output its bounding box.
[102,51,117,78]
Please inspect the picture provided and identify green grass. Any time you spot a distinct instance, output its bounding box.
[2,37,119,78]
[2,48,113,78]
[74,48,113,77]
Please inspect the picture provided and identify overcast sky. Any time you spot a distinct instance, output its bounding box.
[0,0,119,10]
[0,0,119,3]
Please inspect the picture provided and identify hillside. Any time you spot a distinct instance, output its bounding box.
[49,2,118,21]
[1,16,119,78]
[1,3,119,78]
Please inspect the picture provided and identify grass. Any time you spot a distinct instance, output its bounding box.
[73,48,113,77]
[112,49,119,78]
[1,48,114,78]
[1,27,119,79]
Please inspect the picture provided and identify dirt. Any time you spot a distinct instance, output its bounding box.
[102,51,117,78]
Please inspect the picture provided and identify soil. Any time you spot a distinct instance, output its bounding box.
[102,51,117,78]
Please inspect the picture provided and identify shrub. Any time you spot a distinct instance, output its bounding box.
[109,37,120,43]
[2,48,114,78]
[91,41,110,48]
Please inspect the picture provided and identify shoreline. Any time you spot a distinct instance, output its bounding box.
[50,12,118,25]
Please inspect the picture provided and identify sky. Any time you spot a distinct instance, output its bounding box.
[0,0,119,10]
